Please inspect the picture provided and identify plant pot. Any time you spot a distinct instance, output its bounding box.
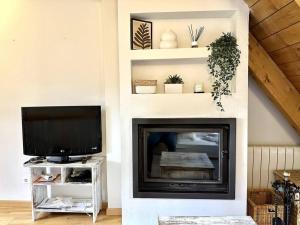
[164,84,183,94]
[135,85,157,94]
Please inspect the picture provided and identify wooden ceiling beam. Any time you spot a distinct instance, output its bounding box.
[249,33,300,134]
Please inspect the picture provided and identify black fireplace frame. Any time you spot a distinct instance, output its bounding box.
[132,118,236,199]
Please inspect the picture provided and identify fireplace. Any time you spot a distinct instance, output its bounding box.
[132,118,236,199]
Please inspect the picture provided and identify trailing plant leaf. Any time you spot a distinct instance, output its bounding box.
[164,74,184,84]
[207,32,241,111]
[133,23,151,49]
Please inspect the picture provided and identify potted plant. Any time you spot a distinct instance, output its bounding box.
[207,32,241,111]
[164,74,184,94]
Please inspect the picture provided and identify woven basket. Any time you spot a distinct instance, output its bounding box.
[247,189,284,225]
[133,80,157,94]
[134,80,157,87]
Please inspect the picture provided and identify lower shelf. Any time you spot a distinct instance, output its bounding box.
[35,198,93,213]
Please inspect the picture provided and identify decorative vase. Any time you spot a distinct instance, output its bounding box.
[194,83,204,93]
[164,84,183,94]
[191,41,198,48]
[160,29,178,49]
[160,41,178,49]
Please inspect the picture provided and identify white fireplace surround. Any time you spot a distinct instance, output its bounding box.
[118,1,249,224]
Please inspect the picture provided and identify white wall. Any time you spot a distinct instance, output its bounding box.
[101,0,122,209]
[248,76,300,145]
[0,0,104,200]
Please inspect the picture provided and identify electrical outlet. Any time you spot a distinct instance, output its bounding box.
[22,167,31,184]
[295,193,300,201]
[23,177,30,184]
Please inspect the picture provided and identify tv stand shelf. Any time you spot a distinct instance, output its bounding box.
[25,157,104,223]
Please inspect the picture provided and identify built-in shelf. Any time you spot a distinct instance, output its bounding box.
[132,93,211,96]
[131,10,236,20]
[130,48,210,61]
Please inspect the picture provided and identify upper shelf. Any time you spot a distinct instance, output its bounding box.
[130,48,210,61]
[131,10,236,20]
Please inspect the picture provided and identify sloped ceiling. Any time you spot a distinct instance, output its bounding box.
[245,0,300,93]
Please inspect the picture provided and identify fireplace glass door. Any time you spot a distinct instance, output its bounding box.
[133,118,236,199]
[146,130,222,183]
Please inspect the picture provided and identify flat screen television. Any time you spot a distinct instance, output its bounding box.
[22,106,101,163]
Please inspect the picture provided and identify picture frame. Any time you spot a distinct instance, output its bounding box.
[131,18,152,50]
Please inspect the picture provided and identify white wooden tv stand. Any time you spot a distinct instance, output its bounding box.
[25,157,104,223]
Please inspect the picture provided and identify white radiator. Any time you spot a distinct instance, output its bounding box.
[248,146,300,189]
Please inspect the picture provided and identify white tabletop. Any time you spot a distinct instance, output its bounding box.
[158,216,257,225]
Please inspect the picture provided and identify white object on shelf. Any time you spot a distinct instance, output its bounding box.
[164,84,183,94]
[191,41,198,48]
[130,48,210,61]
[160,29,178,49]
[160,40,178,49]
[36,197,73,209]
[136,85,157,94]
[35,198,93,213]
[194,83,204,93]
[25,157,104,223]
[160,29,177,41]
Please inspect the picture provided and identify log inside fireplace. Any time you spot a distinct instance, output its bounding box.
[160,152,215,180]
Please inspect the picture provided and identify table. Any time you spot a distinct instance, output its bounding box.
[158,216,257,225]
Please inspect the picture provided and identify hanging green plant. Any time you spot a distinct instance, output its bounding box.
[207,32,241,111]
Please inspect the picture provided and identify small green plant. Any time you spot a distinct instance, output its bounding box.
[207,32,241,111]
[164,74,184,84]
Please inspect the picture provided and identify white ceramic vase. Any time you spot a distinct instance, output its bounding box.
[160,41,178,49]
[160,29,178,49]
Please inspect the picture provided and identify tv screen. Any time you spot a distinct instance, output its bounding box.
[22,106,102,157]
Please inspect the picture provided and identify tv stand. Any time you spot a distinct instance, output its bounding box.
[24,156,104,223]
[46,156,91,164]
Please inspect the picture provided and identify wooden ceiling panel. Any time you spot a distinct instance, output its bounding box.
[281,60,300,76]
[287,75,300,83]
[261,23,300,52]
[249,0,293,27]
[251,2,300,40]
[288,78,300,89]
[270,42,300,65]
[244,0,260,7]
[260,34,287,52]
